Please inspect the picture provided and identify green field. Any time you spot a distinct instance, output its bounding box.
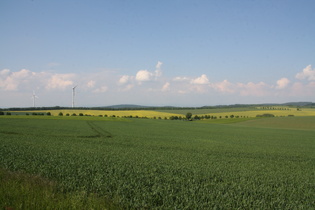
[1,115,314,209]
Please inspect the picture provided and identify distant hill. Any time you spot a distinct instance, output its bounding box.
[282,102,313,106]
[100,104,150,109]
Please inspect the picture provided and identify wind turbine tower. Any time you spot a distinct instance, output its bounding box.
[72,85,77,108]
[32,91,38,108]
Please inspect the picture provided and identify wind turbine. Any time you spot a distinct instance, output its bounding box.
[32,91,38,108]
[72,85,78,108]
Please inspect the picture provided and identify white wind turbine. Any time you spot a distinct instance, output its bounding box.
[32,91,38,108]
[72,85,78,108]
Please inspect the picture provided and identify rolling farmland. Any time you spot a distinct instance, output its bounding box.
[1,114,315,209]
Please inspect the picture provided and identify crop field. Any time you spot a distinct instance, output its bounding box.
[0,115,314,209]
[161,107,315,118]
[31,109,185,119]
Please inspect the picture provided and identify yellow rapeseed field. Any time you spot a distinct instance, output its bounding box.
[48,110,184,118]
[203,108,315,118]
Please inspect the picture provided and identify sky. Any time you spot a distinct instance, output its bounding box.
[1,0,315,108]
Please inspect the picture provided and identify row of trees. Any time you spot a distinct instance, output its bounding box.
[1,111,248,120]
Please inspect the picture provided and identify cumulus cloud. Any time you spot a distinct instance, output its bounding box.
[156,61,163,70]
[0,69,11,76]
[191,74,209,85]
[211,80,235,93]
[296,65,315,80]
[92,86,108,93]
[276,77,290,89]
[0,69,34,91]
[162,82,170,91]
[237,82,270,96]
[46,74,74,90]
[87,80,96,88]
[118,75,131,84]
[136,70,153,82]
[173,76,190,81]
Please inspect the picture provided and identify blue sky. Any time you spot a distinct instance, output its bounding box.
[1,0,315,107]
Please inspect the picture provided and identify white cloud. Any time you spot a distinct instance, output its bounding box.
[87,80,96,88]
[156,61,163,69]
[211,80,235,93]
[123,84,134,91]
[191,74,209,85]
[276,77,290,89]
[0,69,10,76]
[296,65,315,80]
[0,69,34,91]
[92,86,108,93]
[162,82,170,91]
[46,74,74,90]
[118,75,131,84]
[173,76,190,81]
[237,82,270,96]
[136,70,152,82]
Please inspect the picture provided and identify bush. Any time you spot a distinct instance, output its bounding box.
[256,114,275,117]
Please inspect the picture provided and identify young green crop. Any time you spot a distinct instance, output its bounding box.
[0,117,314,209]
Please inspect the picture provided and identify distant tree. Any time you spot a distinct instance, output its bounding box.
[6,112,11,115]
[72,113,77,116]
[66,113,70,116]
[46,112,51,116]
[186,112,192,120]
[58,112,63,116]
[79,113,84,116]
[0,111,5,115]
[194,115,200,120]
[230,115,234,118]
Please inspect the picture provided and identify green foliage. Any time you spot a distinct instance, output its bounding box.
[186,112,192,119]
[0,169,113,209]
[256,113,275,117]
[58,112,63,116]
[0,117,314,209]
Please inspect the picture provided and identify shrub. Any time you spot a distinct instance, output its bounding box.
[256,113,275,117]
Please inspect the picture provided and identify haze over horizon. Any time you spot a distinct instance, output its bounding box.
[1,0,315,108]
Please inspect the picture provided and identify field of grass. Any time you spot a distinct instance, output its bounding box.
[0,115,314,209]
